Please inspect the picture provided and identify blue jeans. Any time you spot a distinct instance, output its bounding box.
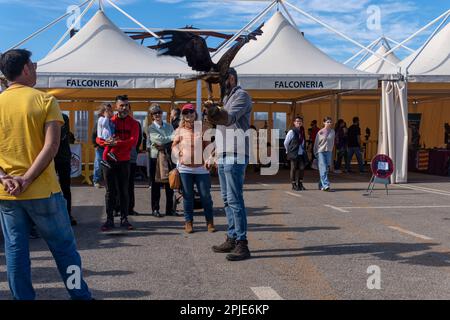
[0,193,91,300]
[346,147,364,172]
[218,158,248,241]
[318,151,332,190]
[93,147,104,183]
[180,173,213,222]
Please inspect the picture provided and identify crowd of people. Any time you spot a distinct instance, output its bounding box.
[0,49,254,299]
[0,46,371,301]
[284,116,367,192]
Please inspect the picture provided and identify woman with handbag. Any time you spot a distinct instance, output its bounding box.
[172,104,215,234]
[148,104,175,217]
[284,116,308,191]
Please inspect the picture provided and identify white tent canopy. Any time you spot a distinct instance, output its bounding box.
[400,21,450,82]
[225,12,379,91]
[357,43,401,74]
[36,10,193,90]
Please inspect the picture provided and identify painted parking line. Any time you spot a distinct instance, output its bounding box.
[259,183,270,187]
[388,226,433,241]
[251,287,284,300]
[325,205,450,212]
[285,191,303,198]
[340,205,450,210]
[395,184,450,196]
[324,205,349,213]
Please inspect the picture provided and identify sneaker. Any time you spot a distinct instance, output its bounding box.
[212,237,236,253]
[207,220,216,233]
[292,183,299,191]
[184,221,194,234]
[152,210,162,218]
[101,160,111,169]
[297,182,306,191]
[101,219,115,232]
[94,183,101,189]
[226,240,251,261]
[107,152,118,162]
[120,218,134,230]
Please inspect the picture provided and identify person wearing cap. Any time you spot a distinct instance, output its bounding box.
[148,103,175,217]
[172,104,215,234]
[204,67,253,261]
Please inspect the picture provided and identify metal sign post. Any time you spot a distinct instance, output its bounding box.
[366,154,394,196]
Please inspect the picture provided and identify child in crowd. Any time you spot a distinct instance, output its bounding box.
[97,104,118,168]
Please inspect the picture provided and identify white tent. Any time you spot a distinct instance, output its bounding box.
[36,9,193,98]
[357,43,401,74]
[228,11,379,93]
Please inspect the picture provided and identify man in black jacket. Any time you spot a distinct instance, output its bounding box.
[55,113,77,226]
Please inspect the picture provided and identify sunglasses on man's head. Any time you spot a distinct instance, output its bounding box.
[182,110,195,115]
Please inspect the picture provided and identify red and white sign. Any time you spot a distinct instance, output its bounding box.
[370,154,394,180]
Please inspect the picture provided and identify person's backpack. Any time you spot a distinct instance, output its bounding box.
[286,130,300,161]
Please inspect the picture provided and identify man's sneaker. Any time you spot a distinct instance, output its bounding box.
[292,183,298,191]
[297,182,306,191]
[107,152,118,162]
[101,160,111,169]
[212,237,236,253]
[120,219,134,230]
[94,183,101,189]
[101,219,115,232]
[226,240,251,261]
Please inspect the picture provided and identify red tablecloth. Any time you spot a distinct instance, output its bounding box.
[428,149,450,176]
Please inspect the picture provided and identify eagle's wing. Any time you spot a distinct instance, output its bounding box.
[216,23,264,74]
[156,30,214,73]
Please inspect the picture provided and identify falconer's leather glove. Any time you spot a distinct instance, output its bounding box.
[203,100,229,126]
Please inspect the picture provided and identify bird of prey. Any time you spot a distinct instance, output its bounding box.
[155,24,264,103]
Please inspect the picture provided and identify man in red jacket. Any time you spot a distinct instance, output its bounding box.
[97,95,139,231]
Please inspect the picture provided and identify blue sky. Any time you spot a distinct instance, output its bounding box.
[0,0,448,64]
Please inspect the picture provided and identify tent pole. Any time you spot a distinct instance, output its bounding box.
[284,0,398,69]
[353,38,382,69]
[196,80,202,116]
[344,37,381,65]
[105,0,162,40]
[345,38,380,65]
[49,0,96,54]
[405,12,450,74]
[99,0,104,11]
[7,0,91,51]
[279,0,297,28]
[211,0,278,58]
[381,9,450,68]
[384,37,414,53]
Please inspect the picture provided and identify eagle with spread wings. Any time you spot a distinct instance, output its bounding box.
[155,24,263,103]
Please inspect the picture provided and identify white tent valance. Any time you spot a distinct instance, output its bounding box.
[36,10,193,89]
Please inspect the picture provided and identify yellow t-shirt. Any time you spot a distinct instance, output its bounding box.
[0,84,63,200]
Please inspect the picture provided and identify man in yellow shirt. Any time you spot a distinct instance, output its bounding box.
[0,49,91,300]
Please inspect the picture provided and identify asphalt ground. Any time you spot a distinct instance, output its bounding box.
[1,168,450,300]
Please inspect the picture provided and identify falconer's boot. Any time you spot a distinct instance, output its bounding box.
[212,236,236,253]
[226,240,251,261]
